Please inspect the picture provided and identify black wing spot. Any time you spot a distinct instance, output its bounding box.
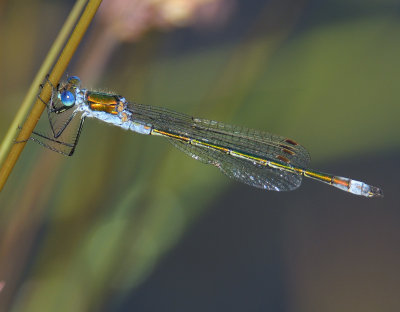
[276,155,290,163]
[282,148,295,155]
[284,138,298,146]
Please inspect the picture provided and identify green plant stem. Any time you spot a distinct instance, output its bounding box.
[0,0,88,168]
[0,0,103,192]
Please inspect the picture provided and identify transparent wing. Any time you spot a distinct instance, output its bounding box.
[193,118,310,168]
[168,138,302,191]
[127,102,310,168]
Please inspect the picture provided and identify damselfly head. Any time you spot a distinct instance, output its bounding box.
[54,76,82,109]
[51,77,82,112]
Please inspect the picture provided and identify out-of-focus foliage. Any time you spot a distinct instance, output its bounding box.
[0,0,399,311]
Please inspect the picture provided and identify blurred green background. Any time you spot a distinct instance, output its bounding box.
[0,0,399,311]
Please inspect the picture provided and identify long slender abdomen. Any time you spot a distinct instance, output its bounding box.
[304,169,383,197]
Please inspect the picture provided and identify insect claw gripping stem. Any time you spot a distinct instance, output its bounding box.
[14,126,30,144]
[37,74,58,107]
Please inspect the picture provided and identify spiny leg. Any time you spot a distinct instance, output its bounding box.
[37,74,59,109]
[16,116,86,156]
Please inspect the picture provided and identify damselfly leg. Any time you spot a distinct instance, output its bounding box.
[28,116,85,156]
[18,75,86,156]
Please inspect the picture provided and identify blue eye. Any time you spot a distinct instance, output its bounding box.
[67,76,81,85]
[60,91,75,106]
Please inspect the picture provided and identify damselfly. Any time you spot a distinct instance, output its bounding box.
[29,76,383,198]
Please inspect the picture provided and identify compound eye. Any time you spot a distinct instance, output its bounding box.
[67,76,81,86]
[60,90,75,106]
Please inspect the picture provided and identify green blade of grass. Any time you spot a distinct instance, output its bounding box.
[0,0,103,192]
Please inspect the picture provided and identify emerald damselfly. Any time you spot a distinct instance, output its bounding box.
[28,76,383,198]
